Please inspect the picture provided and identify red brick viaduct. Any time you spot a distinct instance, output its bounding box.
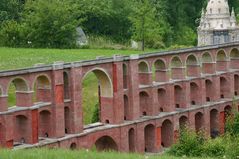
[0,43,239,152]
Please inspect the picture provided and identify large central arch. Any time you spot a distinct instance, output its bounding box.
[82,68,113,125]
[83,68,113,98]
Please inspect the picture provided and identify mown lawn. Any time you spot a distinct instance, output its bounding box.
[0,149,214,159]
[0,47,143,70]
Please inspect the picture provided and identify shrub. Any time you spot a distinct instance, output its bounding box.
[168,128,205,157]
[225,135,239,159]
[202,137,226,157]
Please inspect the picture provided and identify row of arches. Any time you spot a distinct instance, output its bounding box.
[88,105,232,152]
[3,72,70,108]
[123,48,239,87]
[124,75,235,118]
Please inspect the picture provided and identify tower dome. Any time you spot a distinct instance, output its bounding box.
[197,0,239,46]
[206,0,230,16]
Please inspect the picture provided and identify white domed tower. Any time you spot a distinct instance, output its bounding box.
[198,0,239,46]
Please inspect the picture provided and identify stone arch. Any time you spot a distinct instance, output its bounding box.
[161,119,174,148]
[144,124,155,152]
[179,116,188,129]
[174,85,184,108]
[123,63,128,89]
[186,54,199,77]
[205,79,213,102]
[153,59,167,82]
[234,74,239,96]
[33,75,51,103]
[124,95,129,120]
[210,109,219,138]
[202,52,214,74]
[64,107,70,134]
[82,68,113,124]
[70,143,77,150]
[138,61,150,85]
[15,115,28,143]
[220,76,230,99]
[230,48,239,59]
[202,52,213,63]
[170,56,183,68]
[186,54,198,66]
[230,48,239,69]
[216,50,228,71]
[138,61,150,73]
[83,68,113,98]
[195,112,204,132]
[8,77,29,92]
[39,110,51,138]
[190,82,200,105]
[95,136,118,151]
[139,91,150,116]
[128,128,136,152]
[216,50,227,61]
[154,59,166,70]
[63,72,70,99]
[158,88,167,112]
[8,77,29,107]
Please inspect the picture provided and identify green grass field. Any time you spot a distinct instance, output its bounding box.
[0,47,143,70]
[0,149,214,159]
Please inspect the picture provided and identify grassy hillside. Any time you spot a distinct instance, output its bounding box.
[0,47,143,71]
[0,149,213,159]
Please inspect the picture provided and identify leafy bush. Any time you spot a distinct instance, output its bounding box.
[225,135,239,158]
[168,128,205,157]
[202,137,226,157]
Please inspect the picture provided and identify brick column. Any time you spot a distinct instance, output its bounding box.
[212,76,220,102]
[16,91,34,107]
[128,55,140,120]
[0,115,11,148]
[183,82,191,108]
[219,111,225,134]
[0,95,8,112]
[69,64,83,133]
[112,55,124,124]
[167,84,176,112]
[51,62,65,138]
[155,127,161,151]
[204,109,211,137]
[31,109,38,144]
[152,88,159,115]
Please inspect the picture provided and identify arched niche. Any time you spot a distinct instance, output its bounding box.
[8,77,29,107]
[33,75,51,103]
[95,136,118,151]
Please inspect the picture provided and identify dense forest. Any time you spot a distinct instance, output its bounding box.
[0,0,239,49]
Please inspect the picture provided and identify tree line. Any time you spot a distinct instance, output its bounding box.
[0,0,239,49]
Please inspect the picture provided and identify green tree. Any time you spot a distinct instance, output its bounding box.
[21,0,80,48]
